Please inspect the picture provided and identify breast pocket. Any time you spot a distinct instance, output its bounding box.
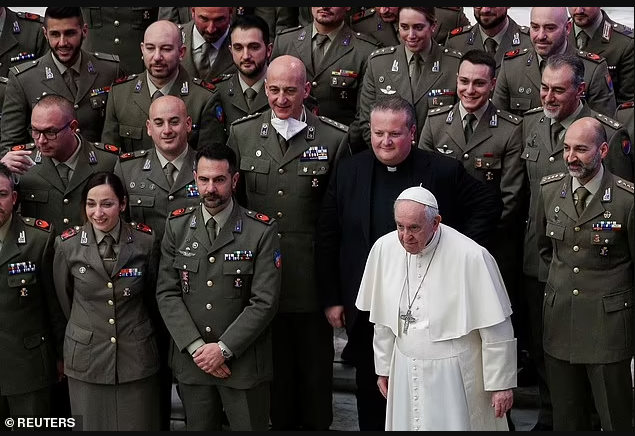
[8,272,37,288]
[240,157,270,195]
[473,155,502,185]
[174,255,200,295]
[427,91,456,109]
[297,161,330,198]
[20,189,49,204]
[510,97,532,112]
[330,73,359,101]
[222,260,254,299]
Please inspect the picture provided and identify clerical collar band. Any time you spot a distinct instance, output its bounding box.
[396,185,438,209]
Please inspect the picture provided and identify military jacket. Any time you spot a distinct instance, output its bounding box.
[14,138,120,235]
[521,104,632,278]
[433,7,471,45]
[179,21,237,83]
[349,8,400,48]
[53,221,160,384]
[0,50,121,153]
[0,9,47,78]
[0,214,65,396]
[227,109,348,313]
[271,23,379,126]
[614,100,634,144]
[102,66,227,153]
[492,44,617,117]
[568,10,634,105]
[156,204,281,388]
[445,17,532,77]
[113,146,199,236]
[215,74,270,130]
[536,171,634,363]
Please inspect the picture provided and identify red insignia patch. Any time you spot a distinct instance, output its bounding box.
[24,12,41,21]
[586,52,601,61]
[60,227,77,241]
[120,152,135,160]
[505,49,520,57]
[619,101,634,109]
[104,144,120,153]
[11,144,26,151]
[171,208,186,217]
[255,213,271,223]
[450,27,463,36]
[35,219,51,231]
[135,222,153,234]
[200,80,216,91]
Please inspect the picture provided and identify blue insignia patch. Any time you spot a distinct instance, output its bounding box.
[215,105,225,124]
[274,249,282,269]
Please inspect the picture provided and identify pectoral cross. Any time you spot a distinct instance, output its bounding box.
[400,309,415,334]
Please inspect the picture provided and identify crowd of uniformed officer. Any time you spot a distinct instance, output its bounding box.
[0,6,632,432]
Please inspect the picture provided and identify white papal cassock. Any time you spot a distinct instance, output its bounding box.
[356,224,517,431]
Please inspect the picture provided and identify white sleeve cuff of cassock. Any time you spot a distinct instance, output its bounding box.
[482,338,517,391]
[373,324,395,376]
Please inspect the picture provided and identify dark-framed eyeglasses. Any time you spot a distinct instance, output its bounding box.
[28,120,73,140]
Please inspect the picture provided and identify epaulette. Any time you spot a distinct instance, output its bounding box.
[504,48,530,59]
[209,74,233,85]
[119,149,149,161]
[16,11,44,23]
[60,226,81,241]
[353,31,381,47]
[496,109,522,125]
[10,143,35,152]
[232,112,261,125]
[441,47,463,59]
[245,210,274,225]
[427,105,454,117]
[595,113,622,130]
[617,100,634,110]
[276,25,302,36]
[93,52,120,63]
[0,76,8,84]
[578,50,605,64]
[609,22,633,38]
[522,106,544,116]
[169,206,196,219]
[21,217,51,232]
[540,172,566,185]
[113,74,138,85]
[131,222,153,234]
[448,25,473,38]
[616,178,635,194]
[370,46,397,58]
[192,77,217,93]
[350,7,376,24]
[92,143,121,154]
[319,116,348,133]
[519,26,530,35]
[11,60,39,75]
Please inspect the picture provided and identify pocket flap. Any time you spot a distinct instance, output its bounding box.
[119,124,143,140]
[222,260,254,275]
[591,233,614,245]
[545,222,565,240]
[521,146,540,162]
[330,73,359,89]
[130,194,155,208]
[510,97,531,112]
[23,333,44,349]
[240,157,270,174]
[133,319,155,339]
[474,156,501,170]
[174,255,199,273]
[90,95,107,109]
[66,323,93,345]
[21,189,49,203]
[297,161,329,176]
[8,272,37,287]
[602,289,633,313]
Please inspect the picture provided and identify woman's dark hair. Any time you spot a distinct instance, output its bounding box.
[80,171,128,223]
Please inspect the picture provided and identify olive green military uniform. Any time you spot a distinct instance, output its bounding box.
[271,23,379,127]
[536,171,634,431]
[12,138,120,236]
[53,221,161,430]
[0,214,65,420]
[614,100,634,144]
[113,146,199,236]
[569,10,633,106]
[444,18,532,77]
[0,50,122,154]
[157,7,190,24]
[433,7,471,44]
[101,67,227,153]
[155,203,281,431]
[179,21,237,83]
[493,45,617,117]
[214,74,269,131]
[349,8,399,48]
[0,76,7,143]
[0,9,48,78]
[228,109,348,430]
[81,7,159,76]
[352,43,462,149]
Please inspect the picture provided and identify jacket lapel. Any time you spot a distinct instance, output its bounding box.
[0,216,22,266]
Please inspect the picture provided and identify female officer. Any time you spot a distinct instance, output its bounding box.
[53,171,161,430]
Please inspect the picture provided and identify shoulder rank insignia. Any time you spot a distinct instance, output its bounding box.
[496,109,522,125]
[449,25,472,37]
[114,74,137,85]
[246,210,274,225]
[93,143,120,154]
[617,100,634,110]
[60,226,80,241]
[578,51,604,63]
[616,179,635,194]
[17,12,44,23]
[351,8,376,23]
[119,149,146,161]
[93,52,120,63]
[21,217,51,232]
[210,74,233,84]
[0,76,7,84]
[193,77,217,92]
[523,106,544,116]
[12,60,39,75]
[319,116,348,132]
[370,46,396,58]
[134,222,153,234]
[232,112,261,125]
[504,48,529,59]
[427,105,454,117]
[277,25,303,36]
[540,172,566,185]
[11,143,36,152]
[594,113,622,130]
[170,206,196,219]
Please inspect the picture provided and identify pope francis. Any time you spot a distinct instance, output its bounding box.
[356,185,517,431]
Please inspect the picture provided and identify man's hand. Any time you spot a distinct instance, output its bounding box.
[491,389,513,419]
[0,150,35,175]
[192,343,232,378]
[377,375,389,399]
[325,305,345,328]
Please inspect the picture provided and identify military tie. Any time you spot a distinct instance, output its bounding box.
[152,90,164,101]
[101,234,117,275]
[539,59,546,75]
[164,162,176,188]
[464,113,477,143]
[313,34,329,70]
[484,37,497,55]
[57,163,70,188]
[576,31,590,50]
[244,88,257,110]
[409,53,423,88]
[198,43,213,79]
[574,186,590,217]
[278,134,288,154]
[63,69,78,97]
[207,218,217,244]
[550,121,564,146]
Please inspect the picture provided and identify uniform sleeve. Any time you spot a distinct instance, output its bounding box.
[499,122,526,225]
[196,91,228,148]
[42,228,68,358]
[586,59,617,118]
[479,316,517,391]
[491,61,512,115]
[101,86,121,150]
[534,185,552,283]
[0,70,31,154]
[52,238,73,320]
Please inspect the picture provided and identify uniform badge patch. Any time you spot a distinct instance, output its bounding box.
[34,219,51,231]
[274,249,282,269]
[135,223,153,234]
[622,138,632,155]
[60,227,78,240]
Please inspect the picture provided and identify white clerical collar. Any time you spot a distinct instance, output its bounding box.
[415,226,441,257]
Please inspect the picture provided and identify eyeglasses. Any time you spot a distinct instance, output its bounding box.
[28,120,73,140]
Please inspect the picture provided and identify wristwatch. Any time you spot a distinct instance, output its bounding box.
[218,342,232,360]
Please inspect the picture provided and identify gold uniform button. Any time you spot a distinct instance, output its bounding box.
[205,326,212,333]
[572,289,579,296]
[108,318,115,325]
[110,337,117,343]
[209,257,215,263]
[573,267,580,273]
[107,282,113,289]
[574,226,581,232]
[572,245,579,252]
[277,212,283,218]
[108,300,114,306]
[63,218,70,224]
[207,280,213,287]
[63,198,69,204]
[206,303,212,310]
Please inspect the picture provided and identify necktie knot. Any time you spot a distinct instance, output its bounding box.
[152,90,164,101]
[574,186,590,216]
[64,69,78,97]
[101,234,116,274]
[57,163,70,188]
[244,88,257,109]
[551,121,564,145]
[315,33,329,47]
[576,31,590,50]
[207,218,217,243]
[464,113,477,142]
[484,37,497,54]
[164,162,176,187]
[409,53,423,87]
